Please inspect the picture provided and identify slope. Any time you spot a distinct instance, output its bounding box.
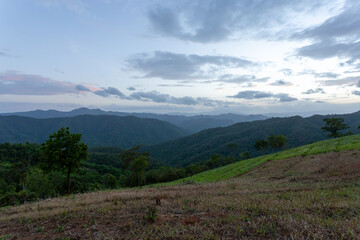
[161,133,360,185]
[0,115,187,147]
[1,137,360,239]
[144,111,360,166]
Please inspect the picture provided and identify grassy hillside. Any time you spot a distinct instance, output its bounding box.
[1,145,360,239]
[144,111,360,166]
[159,134,360,185]
[0,115,187,147]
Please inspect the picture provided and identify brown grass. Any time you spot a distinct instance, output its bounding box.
[1,150,360,239]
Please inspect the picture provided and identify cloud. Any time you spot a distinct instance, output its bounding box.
[270,80,293,86]
[322,76,360,86]
[75,84,92,92]
[147,0,328,43]
[93,87,127,98]
[281,69,293,76]
[228,90,297,102]
[358,80,360,87]
[293,1,360,64]
[298,70,339,79]
[127,87,136,91]
[0,51,11,57]
[302,88,326,94]
[296,40,360,60]
[293,1,360,41]
[127,51,258,80]
[218,74,269,84]
[353,90,360,96]
[0,71,77,95]
[129,90,230,106]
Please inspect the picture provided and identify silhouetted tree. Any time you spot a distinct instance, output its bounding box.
[40,127,88,195]
[321,118,350,138]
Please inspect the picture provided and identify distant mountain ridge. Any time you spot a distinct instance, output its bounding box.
[0,115,187,147]
[0,108,267,133]
[142,111,360,167]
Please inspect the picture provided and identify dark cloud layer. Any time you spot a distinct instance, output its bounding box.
[127,51,257,80]
[294,1,360,64]
[130,90,230,106]
[228,90,297,102]
[0,71,231,107]
[148,0,327,43]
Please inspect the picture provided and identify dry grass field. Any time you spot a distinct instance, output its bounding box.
[1,150,360,239]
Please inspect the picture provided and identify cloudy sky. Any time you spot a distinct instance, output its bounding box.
[1,0,360,115]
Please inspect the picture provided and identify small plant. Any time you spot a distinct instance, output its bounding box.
[36,226,45,232]
[0,234,13,240]
[143,206,157,223]
[55,225,64,233]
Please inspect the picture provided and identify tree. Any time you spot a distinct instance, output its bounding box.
[40,127,88,195]
[321,118,350,138]
[254,139,268,152]
[129,155,149,186]
[268,134,287,151]
[226,143,238,157]
[119,145,149,170]
[104,174,117,189]
[240,151,250,160]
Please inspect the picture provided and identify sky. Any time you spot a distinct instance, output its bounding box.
[1,0,360,115]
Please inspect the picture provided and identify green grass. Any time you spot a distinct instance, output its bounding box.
[157,134,360,186]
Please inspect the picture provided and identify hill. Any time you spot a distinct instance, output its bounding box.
[143,111,360,166]
[160,133,360,185]
[0,108,267,133]
[1,135,360,239]
[0,115,187,147]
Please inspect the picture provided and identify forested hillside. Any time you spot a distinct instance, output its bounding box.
[0,115,187,147]
[144,111,360,166]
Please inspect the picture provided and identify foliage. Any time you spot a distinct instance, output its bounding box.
[321,117,350,138]
[143,206,158,223]
[129,155,149,186]
[268,134,287,150]
[240,151,250,160]
[104,174,117,189]
[254,139,268,151]
[40,127,88,194]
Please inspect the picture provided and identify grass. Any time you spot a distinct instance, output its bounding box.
[159,134,360,185]
[1,149,360,239]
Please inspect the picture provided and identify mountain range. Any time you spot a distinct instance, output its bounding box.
[0,108,267,133]
[0,115,187,148]
[143,111,360,166]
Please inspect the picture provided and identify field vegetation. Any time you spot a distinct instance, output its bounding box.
[1,149,360,239]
